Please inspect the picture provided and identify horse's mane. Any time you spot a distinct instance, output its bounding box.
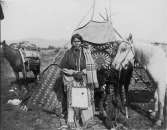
[3,42,20,59]
[3,42,19,52]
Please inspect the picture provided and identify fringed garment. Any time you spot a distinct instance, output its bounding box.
[60,46,98,124]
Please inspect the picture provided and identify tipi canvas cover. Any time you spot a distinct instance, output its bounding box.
[73,21,116,44]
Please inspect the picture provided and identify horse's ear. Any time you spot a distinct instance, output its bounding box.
[1,40,6,45]
[129,33,132,40]
[128,33,133,45]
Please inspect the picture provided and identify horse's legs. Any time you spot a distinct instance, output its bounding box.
[22,69,27,80]
[165,89,167,129]
[33,70,38,80]
[153,89,158,115]
[156,83,166,126]
[119,83,129,118]
[150,89,158,118]
[118,83,123,105]
[123,71,132,119]
[121,66,133,119]
[124,84,129,119]
[14,71,19,81]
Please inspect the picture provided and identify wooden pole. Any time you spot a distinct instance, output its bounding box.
[105,8,109,21]
[0,3,4,44]
[113,27,125,41]
[99,13,107,21]
[0,20,1,44]
[91,0,95,20]
[109,0,112,21]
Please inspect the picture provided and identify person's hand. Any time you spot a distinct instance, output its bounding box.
[82,69,86,74]
[72,71,84,81]
[62,69,77,75]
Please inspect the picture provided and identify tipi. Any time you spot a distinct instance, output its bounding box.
[72,0,123,69]
[26,0,123,115]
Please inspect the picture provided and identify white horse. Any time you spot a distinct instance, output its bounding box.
[112,37,167,126]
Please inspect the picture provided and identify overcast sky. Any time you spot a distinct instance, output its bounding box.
[1,0,167,46]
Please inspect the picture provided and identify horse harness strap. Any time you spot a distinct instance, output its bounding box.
[18,49,26,73]
[120,47,132,69]
[122,40,135,56]
[119,40,135,69]
[18,49,25,63]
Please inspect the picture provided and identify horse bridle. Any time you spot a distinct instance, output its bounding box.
[118,40,135,69]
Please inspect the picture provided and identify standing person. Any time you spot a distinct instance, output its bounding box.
[60,34,99,129]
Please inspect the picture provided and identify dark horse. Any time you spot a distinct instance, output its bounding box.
[95,64,133,129]
[118,63,133,119]
[1,40,27,81]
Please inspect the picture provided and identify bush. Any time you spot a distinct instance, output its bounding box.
[48,45,55,49]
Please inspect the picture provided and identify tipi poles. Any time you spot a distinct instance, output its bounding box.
[91,0,96,20]
[113,27,125,41]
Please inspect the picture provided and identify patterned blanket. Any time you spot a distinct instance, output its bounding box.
[27,49,66,115]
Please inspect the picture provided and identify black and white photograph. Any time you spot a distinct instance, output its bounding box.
[0,0,167,129]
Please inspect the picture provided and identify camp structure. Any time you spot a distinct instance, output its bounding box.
[26,0,124,115]
[73,20,121,70]
[71,0,124,69]
[74,21,116,44]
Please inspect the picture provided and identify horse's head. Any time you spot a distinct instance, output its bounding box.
[0,40,14,57]
[0,40,7,53]
[112,40,135,70]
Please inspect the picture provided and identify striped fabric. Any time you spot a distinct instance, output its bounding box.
[83,48,99,88]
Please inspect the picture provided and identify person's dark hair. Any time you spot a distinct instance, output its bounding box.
[71,34,83,44]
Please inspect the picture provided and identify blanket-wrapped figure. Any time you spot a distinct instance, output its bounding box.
[60,34,99,129]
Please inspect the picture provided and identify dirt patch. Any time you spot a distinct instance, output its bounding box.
[1,49,166,130]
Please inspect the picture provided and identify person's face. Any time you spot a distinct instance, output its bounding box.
[72,38,81,48]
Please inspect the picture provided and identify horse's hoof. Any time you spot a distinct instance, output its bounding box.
[103,110,107,117]
[155,120,162,126]
[36,75,40,81]
[126,115,129,119]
